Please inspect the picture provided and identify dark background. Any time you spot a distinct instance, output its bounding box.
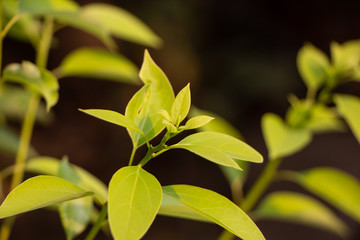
[2,0,360,239]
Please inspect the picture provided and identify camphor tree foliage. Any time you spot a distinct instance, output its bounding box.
[0,0,359,239]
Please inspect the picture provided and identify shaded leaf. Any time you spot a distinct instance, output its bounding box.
[108,166,162,240]
[262,113,312,159]
[170,131,263,170]
[79,109,143,134]
[163,185,265,240]
[58,159,92,239]
[26,157,108,204]
[125,50,174,148]
[297,43,329,90]
[170,84,191,126]
[18,0,79,14]
[3,61,59,111]
[255,191,349,238]
[296,167,360,223]
[0,176,92,219]
[81,3,162,48]
[334,94,360,143]
[57,48,139,83]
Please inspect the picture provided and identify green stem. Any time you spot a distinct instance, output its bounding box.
[0,16,54,240]
[128,147,137,166]
[240,158,282,213]
[85,203,108,240]
[1,14,20,40]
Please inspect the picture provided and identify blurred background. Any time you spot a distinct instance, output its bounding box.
[2,0,360,239]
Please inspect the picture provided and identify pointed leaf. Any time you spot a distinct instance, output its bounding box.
[262,113,312,159]
[57,48,139,83]
[81,3,162,48]
[296,167,360,223]
[158,193,210,222]
[0,176,92,219]
[170,131,262,169]
[18,0,79,14]
[334,94,360,143]
[58,159,92,239]
[255,191,349,237]
[297,43,329,90]
[3,61,59,111]
[26,157,108,204]
[125,50,174,148]
[163,185,265,240]
[170,84,191,125]
[79,109,143,134]
[181,115,214,130]
[108,166,162,240]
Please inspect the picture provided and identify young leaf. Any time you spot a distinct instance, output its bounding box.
[0,176,92,219]
[108,166,162,240]
[170,131,263,170]
[331,40,360,81]
[3,61,59,111]
[79,109,144,134]
[125,50,175,148]
[334,94,360,143]
[296,167,360,223]
[297,43,329,91]
[56,48,139,83]
[181,115,214,130]
[80,3,162,48]
[57,159,92,240]
[170,84,191,126]
[158,193,210,222]
[163,185,265,240]
[18,0,79,14]
[254,191,349,237]
[26,157,108,204]
[262,113,312,159]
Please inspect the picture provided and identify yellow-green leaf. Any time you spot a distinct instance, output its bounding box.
[255,191,349,237]
[170,84,191,126]
[297,167,360,223]
[18,0,79,14]
[108,166,162,240]
[334,94,360,143]
[181,115,214,130]
[297,43,329,91]
[57,48,139,83]
[0,176,92,219]
[81,3,162,48]
[125,50,174,148]
[3,61,59,111]
[262,113,312,159]
[163,185,265,240]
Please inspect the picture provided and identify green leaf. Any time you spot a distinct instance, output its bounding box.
[163,185,265,240]
[57,158,92,239]
[180,115,214,130]
[334,94,360,143]
[254,191,349,237]
[125,50,174,148]
[170,131,263,170]
[331,40,360,81]
[0,85,51,124]
[296,167,360,223]
[0,176,92,219]
[26,157,108,204]
[297,43,330,91]
[3,61,59,111]
[18,0,79,14]
[262,113,312,159]
[108,166,162,240]
[170,84,191,126]
[57,48,139,83]
[79,109,144,134]
[0,124,21,156]
[158,193,210,222]
[80,3,162,48]
[189,107,247,192]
